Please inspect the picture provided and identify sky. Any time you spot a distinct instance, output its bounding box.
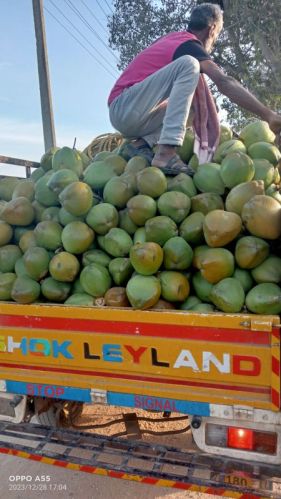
[0,0,119,175]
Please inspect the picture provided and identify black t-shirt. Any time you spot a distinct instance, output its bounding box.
[173,40,211,68]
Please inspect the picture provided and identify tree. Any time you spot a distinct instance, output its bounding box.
[108,0,281,129]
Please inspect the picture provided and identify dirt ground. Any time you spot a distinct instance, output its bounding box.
[75,403,193,447]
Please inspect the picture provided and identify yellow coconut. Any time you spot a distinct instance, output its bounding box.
[203,210,242,247]
[241,195,281,240]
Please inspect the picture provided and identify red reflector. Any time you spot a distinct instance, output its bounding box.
[228,427,254,450]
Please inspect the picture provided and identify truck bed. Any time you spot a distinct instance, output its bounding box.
[0,303,280,415]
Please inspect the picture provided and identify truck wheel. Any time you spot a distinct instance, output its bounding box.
[32,399,84,428]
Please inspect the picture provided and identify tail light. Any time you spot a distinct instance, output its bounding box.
[206,423,277,455]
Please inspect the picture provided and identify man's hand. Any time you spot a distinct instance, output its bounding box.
[200,60,281,140]
[266,111,281,135]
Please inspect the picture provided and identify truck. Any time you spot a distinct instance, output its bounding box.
[0,155,281,498]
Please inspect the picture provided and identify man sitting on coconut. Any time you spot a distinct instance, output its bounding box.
[107,2,281,176]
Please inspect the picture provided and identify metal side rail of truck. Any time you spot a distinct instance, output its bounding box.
[0,156,281,498]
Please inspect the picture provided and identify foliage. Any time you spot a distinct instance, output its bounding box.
[108,0,281,129]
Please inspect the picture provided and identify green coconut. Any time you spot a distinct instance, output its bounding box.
[35,173,60,207]
[219,124,233,144]
[72,277,85,294]
[210,278,245,313]
[118,209,138,235]
[191,303,215,312]
[86,203,119,235]
[192,245,210,269]
[124,156,148,174]
[97,235,107,252]
[103,176,135,208]
[82,249,111,268]
[52,146,83,177]
[180,295,202,310]
[41,277,71,302]
[136,167,167,198]
[84,161,116,189]
[93,151,114,162]
[0,221,13,247]
[163,237,193,270]
[18,230,37,253]
[266,185,281,204]
[225,180,265,215]
[34,221,62,250]
[127,195,157,226]
[220,152,255,188]
[0,273,17,300]
[30,167,45,182]
[179,212,205,245]
[246,283,281,315]
[104,228,133,257]
[167,173,197,198]
[133,227,146,244]
[157,191,191,224]
[192,271,213,302]
[62,221,94,254]
[239,120,275,148]
[145,216,178,246]
[191,193,224,214]
[11,276,41,304]
[49,252,80,282]
[104,154,127,174]
[130,242,163,275]
[1,197,35,226]
[109,257,134,286]
[126,274,161,309]
[23,246,50,281]
[213,139,246,163]
[241,195,281,240]
[40,147,60,172]
[15,257,29,277]
[248,142,281,166]
[178,128,194,163]
[234,236,269,269]
[58,207,85,226]
[13,226,34,244]
[41,207,60,223]
[80,263,112,297]
[120,172,138,194]
[193,163,225,195]
[0,177,20,201]
[233,268,254,293]
[59,181,93,216]
[251,256,281,284]
[12,180,35,201]
[0,244,22,272]
[32,200,46,223]
[47,169,79,194]
[252,159,275,188]
[64,293,94,306]
[159,271,190,302]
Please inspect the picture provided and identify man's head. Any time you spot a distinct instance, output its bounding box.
[188,3,223,53]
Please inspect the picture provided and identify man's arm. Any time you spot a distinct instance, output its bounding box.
[200,59,281,134]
